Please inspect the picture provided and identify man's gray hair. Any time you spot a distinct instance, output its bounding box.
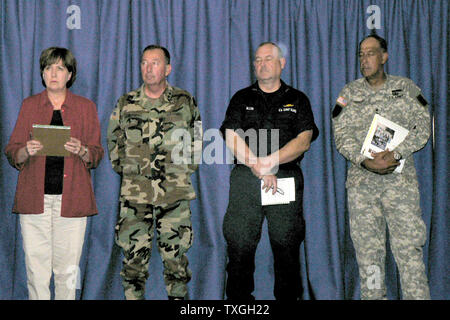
[256,42,284,58]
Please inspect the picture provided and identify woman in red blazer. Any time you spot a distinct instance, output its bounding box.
[5,47,103,300]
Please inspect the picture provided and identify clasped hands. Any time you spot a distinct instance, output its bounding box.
[25,137,84,157]
[250,156,279,195]
[362,149,400,175]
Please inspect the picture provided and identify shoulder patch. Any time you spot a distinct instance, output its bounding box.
[336,96,348,107]
[172,92,191,98]
[416,94,428,107]
[332,105,343,118]
[332,96,347,118]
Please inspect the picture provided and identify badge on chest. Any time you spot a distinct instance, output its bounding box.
[390,89,404,99]
[278,104,297,113]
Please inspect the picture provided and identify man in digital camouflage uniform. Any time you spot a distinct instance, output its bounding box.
[332,35,431,299]
[107,45,202,300]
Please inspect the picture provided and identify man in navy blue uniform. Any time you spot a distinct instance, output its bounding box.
[220,42,319,300]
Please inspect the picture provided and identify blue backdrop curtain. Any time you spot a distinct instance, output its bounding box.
[0,0,447,300]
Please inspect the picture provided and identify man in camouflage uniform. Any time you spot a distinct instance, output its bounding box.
[332,35,431,299]
[107,45,202,300]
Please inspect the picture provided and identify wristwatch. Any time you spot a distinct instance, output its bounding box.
[393,150,402,161]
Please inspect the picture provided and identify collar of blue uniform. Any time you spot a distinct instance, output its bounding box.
[251,79,290,95]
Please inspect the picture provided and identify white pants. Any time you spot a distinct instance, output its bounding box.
[19,195,87,300]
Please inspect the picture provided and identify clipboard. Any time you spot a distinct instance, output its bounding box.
[32,124,71,157]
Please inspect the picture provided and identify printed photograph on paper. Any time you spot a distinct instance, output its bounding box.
[370,124,395,150]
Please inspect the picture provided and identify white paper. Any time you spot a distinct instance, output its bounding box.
[261,177,295,206]
[361,114,409,173]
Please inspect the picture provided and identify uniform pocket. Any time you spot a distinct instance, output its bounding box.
[275,110,295,128]
[122,163,140,176]
[122,112,150,176]
[161,113,188,138]
[161,113,190,166]
[243,111,259,129]
[124,116,145,143]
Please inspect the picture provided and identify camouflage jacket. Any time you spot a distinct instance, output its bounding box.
[107,83,202,206]
[332,74,430,188]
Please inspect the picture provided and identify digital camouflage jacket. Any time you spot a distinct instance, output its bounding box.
[332,74,430,188]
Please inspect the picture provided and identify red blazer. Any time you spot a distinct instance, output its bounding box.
[5,90,104,217]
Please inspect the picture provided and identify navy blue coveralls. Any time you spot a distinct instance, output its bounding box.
[220,80,319,300]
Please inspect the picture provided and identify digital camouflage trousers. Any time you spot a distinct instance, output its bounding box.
[348,180,430,300]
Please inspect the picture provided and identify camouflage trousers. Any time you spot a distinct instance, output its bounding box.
[115,199,193,300]
[347,179,430,300]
